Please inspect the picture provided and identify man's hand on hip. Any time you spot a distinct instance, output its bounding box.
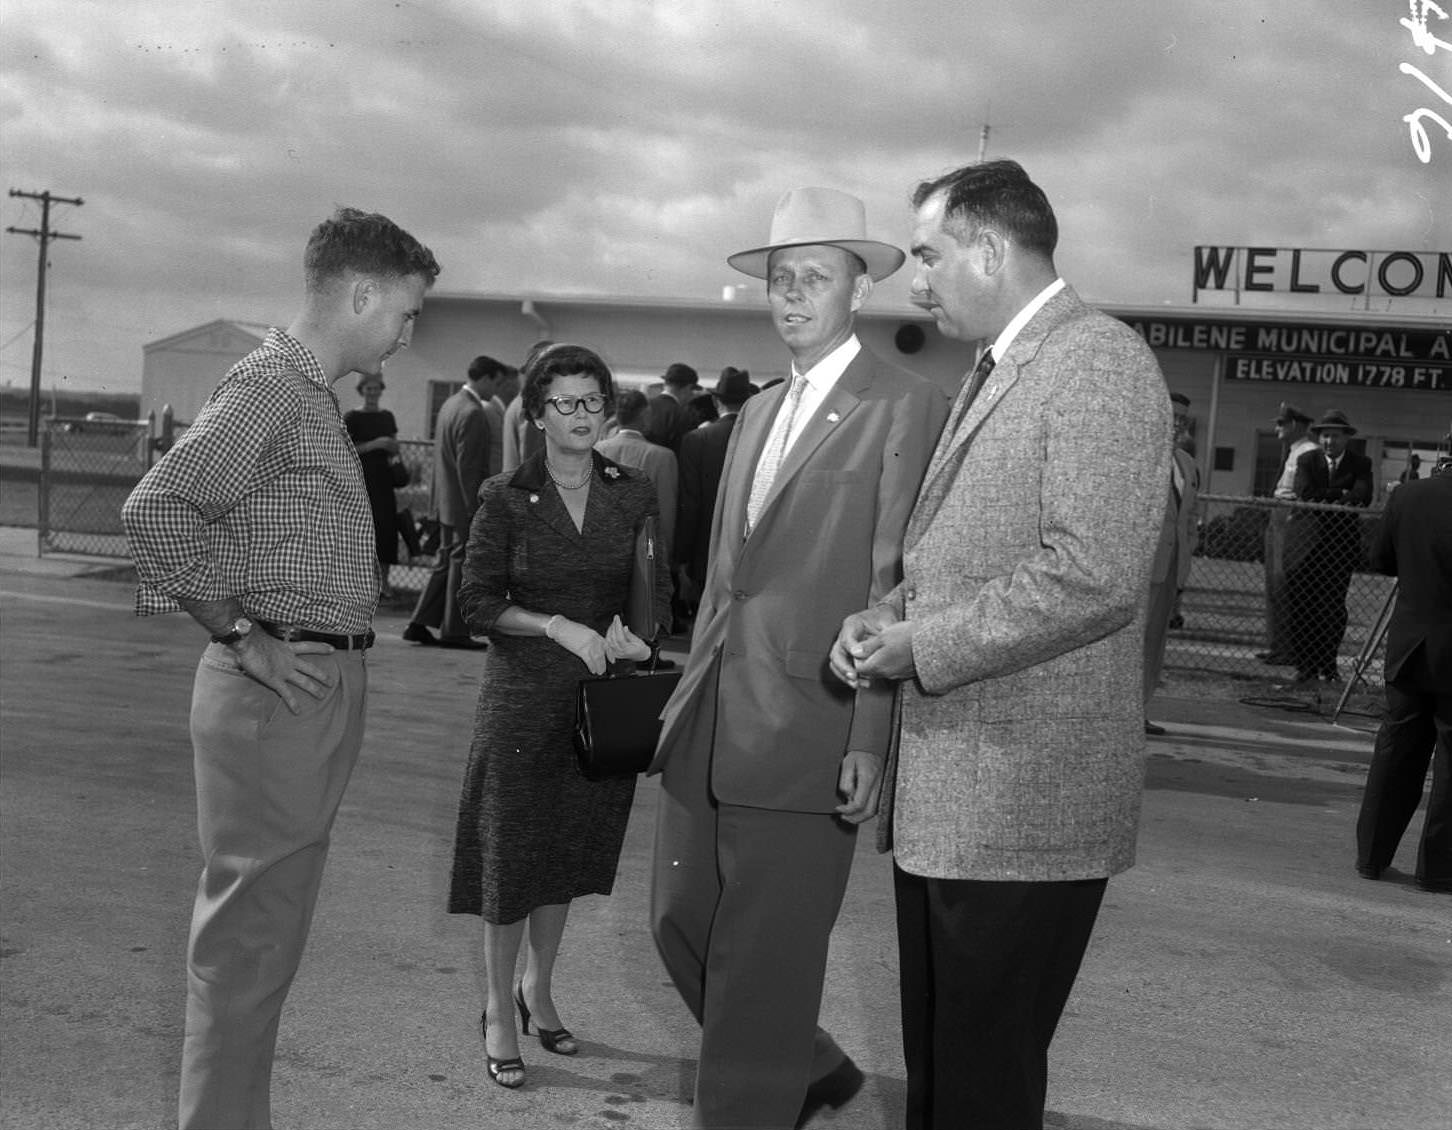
[233,633,337,713]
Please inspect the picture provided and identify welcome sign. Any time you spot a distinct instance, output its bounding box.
[1192,246,1452,301]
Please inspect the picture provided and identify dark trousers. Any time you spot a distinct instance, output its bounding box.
[651,670,856,1129]
[407,522,469,640]
[1356,653,1452,885]
[894,867,1107,1130]
[1286,550,1354,677]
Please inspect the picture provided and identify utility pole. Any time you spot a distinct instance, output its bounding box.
[7,188,83,447]
[977,101,992,163]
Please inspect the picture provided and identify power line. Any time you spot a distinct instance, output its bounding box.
[6,188,84,446]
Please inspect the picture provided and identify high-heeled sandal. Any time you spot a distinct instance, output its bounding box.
[514,985,579,1056]
[480,1011,526,1088]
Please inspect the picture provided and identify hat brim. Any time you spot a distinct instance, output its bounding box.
[1310,423,1357,435]
[727,239,906,282]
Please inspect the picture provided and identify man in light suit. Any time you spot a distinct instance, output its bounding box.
[832,160,1170,1129]
[596,388,679,561]
[650,186,948,1129]
[403,354,505,648]
[1355,438,1451,893]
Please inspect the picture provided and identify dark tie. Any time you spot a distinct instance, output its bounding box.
[947,349,995,436]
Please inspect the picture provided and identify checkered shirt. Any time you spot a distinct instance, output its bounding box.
[122,329,378,633]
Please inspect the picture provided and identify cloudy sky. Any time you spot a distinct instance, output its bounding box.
[2,0,1448,394]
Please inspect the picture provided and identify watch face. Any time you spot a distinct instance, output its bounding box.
[235,617,253,634]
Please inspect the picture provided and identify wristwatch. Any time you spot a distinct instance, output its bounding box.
[210,616,254,646]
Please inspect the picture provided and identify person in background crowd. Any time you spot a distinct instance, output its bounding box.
[448,343,671,1089]
[674,366,758,617]
[502,341,555,472]
[832,159,1169,1130]
[403,354,507,649]
[479,365,516,479]
[651,186,947,1129]
[1283,409,1373,687]
[1355,432,1451,894]
[1261,402,1318,666]
[595,388,679,564]
[122,206,439,1130]
[644,362,700,452]
[1144,392,1201,735]
[345,371,404,599]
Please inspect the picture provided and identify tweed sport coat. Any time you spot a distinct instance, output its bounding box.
[650,346,948,813]
[880,286,1171,881]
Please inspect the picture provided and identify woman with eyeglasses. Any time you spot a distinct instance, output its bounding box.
[447,342,672,1090]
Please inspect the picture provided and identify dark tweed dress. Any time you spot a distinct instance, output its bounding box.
[448,451,672,925]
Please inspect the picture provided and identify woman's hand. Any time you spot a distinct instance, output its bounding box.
[548,617,608,674]
[603,615,651,663]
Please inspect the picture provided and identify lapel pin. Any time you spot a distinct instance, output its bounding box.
[826,411,840,423]
[529,493,539,504]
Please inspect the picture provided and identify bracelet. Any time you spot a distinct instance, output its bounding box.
[544,614,562,640]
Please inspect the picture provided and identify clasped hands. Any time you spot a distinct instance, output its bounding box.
[829,604,916,689]
[550,614,650,675]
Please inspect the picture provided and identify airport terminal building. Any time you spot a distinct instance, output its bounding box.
[142,267,1450,503]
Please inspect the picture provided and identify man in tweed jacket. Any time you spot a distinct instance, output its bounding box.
[832,160,1170,1129]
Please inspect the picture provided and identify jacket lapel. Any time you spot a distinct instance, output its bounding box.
[909,289,1083,544]
[745,351,870,541]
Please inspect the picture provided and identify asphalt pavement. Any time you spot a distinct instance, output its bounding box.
[1,527,1448,1130]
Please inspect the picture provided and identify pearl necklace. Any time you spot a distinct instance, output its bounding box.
[546,461,592,490]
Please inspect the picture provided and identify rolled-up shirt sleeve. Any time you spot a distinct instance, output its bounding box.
[122,375,296,613]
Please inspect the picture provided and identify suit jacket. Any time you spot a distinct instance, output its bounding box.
[1149,446,1200,589]
[595,429,679,559]
[882,286,1171,881]
[675,413,738,585]
[1370,472,1452,689]
[651,346,948,813]
[1293,447,1374,507]
[430,388,490,530]
[481,396,506,479]
[644,392,691,453]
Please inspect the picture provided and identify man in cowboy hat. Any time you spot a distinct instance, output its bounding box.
[1261,402,1319,663]
[1283,408,1374,686]
[649,186,948,1128]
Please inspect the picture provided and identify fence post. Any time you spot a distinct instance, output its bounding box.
[38,422,51,556]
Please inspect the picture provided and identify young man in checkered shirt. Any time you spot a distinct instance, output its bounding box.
[122,207,439,1130]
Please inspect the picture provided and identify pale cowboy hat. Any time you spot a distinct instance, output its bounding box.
[727,186,906,282]
[1309,408,1357,435]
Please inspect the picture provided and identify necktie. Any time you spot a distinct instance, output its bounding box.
[745,372,808,532]
[946,349,995,436]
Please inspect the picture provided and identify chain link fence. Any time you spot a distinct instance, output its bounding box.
[29,420,1394,709]
[1168,493,1392,700]
[38,417,153,557]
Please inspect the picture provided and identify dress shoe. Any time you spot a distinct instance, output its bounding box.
[796,1056,864,1128]
[480,1011,525,1089]
[1257,651,1295,665]
[1416,877,1452,893]
[1273,672,1320,692]
[1144,720,1167,736]
[1355,864,1383,881]
[402,623,439,646]
[650,657,678,671]
[514,985,578,1056]
[439,636,488,650]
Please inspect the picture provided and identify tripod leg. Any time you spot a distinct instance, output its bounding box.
[1332,580,1397,725]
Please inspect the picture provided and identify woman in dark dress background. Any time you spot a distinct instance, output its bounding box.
[448,344,671,1089]
[344,372,401,598]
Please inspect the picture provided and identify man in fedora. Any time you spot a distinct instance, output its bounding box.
[674,366,758,608]
[649,187,948,1128]
[1261,401,1319,664]
[1284,408,1373,685]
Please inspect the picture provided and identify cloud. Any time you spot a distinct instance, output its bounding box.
[1,0,1447,391]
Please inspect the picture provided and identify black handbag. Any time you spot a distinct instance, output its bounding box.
[388,454,411,488]
[573,665,682,780]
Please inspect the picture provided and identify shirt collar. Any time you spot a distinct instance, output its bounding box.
[793,334,861,391]
[990,278,1065,363]
[264,328,329,390]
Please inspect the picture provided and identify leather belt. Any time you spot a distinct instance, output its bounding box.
[257,619,375,651]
